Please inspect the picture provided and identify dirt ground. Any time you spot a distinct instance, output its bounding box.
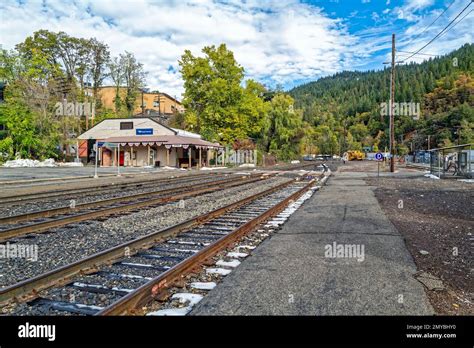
[345,161,474,315]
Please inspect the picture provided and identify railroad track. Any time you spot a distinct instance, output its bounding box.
[263,162,318,171]
[0,172,223,206]
[1,173,327,315]
[0,174,269,242]
[0,163,317,206]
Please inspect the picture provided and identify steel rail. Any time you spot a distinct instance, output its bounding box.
[0,172,220,206]
[0,174,255,224]
[0,175,267,242]
[97,178,319,315]
[0,162,316,204]
[0,178,299,305]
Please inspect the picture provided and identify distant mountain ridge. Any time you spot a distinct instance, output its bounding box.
[288,43,473,153]
[289,43,473,116]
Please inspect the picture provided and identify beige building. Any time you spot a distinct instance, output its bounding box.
[95,86,184,120]
[77,118,221,168]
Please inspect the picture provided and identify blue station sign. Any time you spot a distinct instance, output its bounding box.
[136,128,153,135]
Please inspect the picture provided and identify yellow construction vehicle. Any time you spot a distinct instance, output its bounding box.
[343,150,365,161]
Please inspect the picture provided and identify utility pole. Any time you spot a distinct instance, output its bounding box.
[390,33,395,173]
[427,135,431,150]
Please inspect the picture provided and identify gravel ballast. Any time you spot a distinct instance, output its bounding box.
[0,176,291,287]
[0,174,230,218]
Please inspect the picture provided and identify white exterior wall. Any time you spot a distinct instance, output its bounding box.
[120,145,179,167]
[156,146,167,166]
[136,146,148,166]
[170,148,178,167]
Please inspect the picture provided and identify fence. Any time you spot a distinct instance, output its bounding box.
[428,144,473,179]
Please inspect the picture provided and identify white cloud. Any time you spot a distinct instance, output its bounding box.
[0,0,363,97]
[404,0,435,11]
[396,0,473,64]
[0,0,471,97]
[394,0,435,21]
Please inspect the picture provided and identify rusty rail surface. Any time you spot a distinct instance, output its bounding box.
[0,178,300,306]
[0,172,221,206]
[97,178,319,315]
[0,175,267,242]
[0,174,257,224]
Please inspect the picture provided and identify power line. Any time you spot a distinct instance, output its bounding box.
[402,0,473,62]
[437,8,473,38]
[407,0,456,43]
[397,50,439,57]
[396,7,472,61]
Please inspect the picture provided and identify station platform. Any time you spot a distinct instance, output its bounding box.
[191,171,434,315]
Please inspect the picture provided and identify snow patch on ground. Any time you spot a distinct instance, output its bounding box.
[147,307,191,316]
[227,252,248,258]
[3,158,83,167]
[162,166,186,171]
[424,173,440,180]
[191,282,217,290]
[146,293,204,316]
[3,158,57,167]
[237,245,256,250]
[206,267,232,275]
[172,292,203,306]
[57,162,84,167]
[200,166,227,170]
[457,179,474,183]
[216,259,241,268]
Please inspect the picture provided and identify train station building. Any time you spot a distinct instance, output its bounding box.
[77,118,222,168]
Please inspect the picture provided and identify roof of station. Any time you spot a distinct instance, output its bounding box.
[104,135,223,149]
[77,117,222,149]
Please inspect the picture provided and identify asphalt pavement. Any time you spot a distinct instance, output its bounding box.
[191,171,434,315]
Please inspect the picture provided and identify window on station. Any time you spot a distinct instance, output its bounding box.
[120,122,134,130]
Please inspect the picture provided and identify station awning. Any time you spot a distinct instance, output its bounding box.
[103,135,223,149]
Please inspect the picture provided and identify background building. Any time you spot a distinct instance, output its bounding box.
[95,87,184,124]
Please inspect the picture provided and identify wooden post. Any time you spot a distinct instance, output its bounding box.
[390,33,395,173]
[117,143,121,176]
[188,147,192,169]
[199,148,202,169]
[166,148,170,166]
[147,144,151,166]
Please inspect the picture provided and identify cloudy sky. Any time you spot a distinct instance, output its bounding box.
[0,0,472,97]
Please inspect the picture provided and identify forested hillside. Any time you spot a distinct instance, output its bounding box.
[289,43,474,154]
